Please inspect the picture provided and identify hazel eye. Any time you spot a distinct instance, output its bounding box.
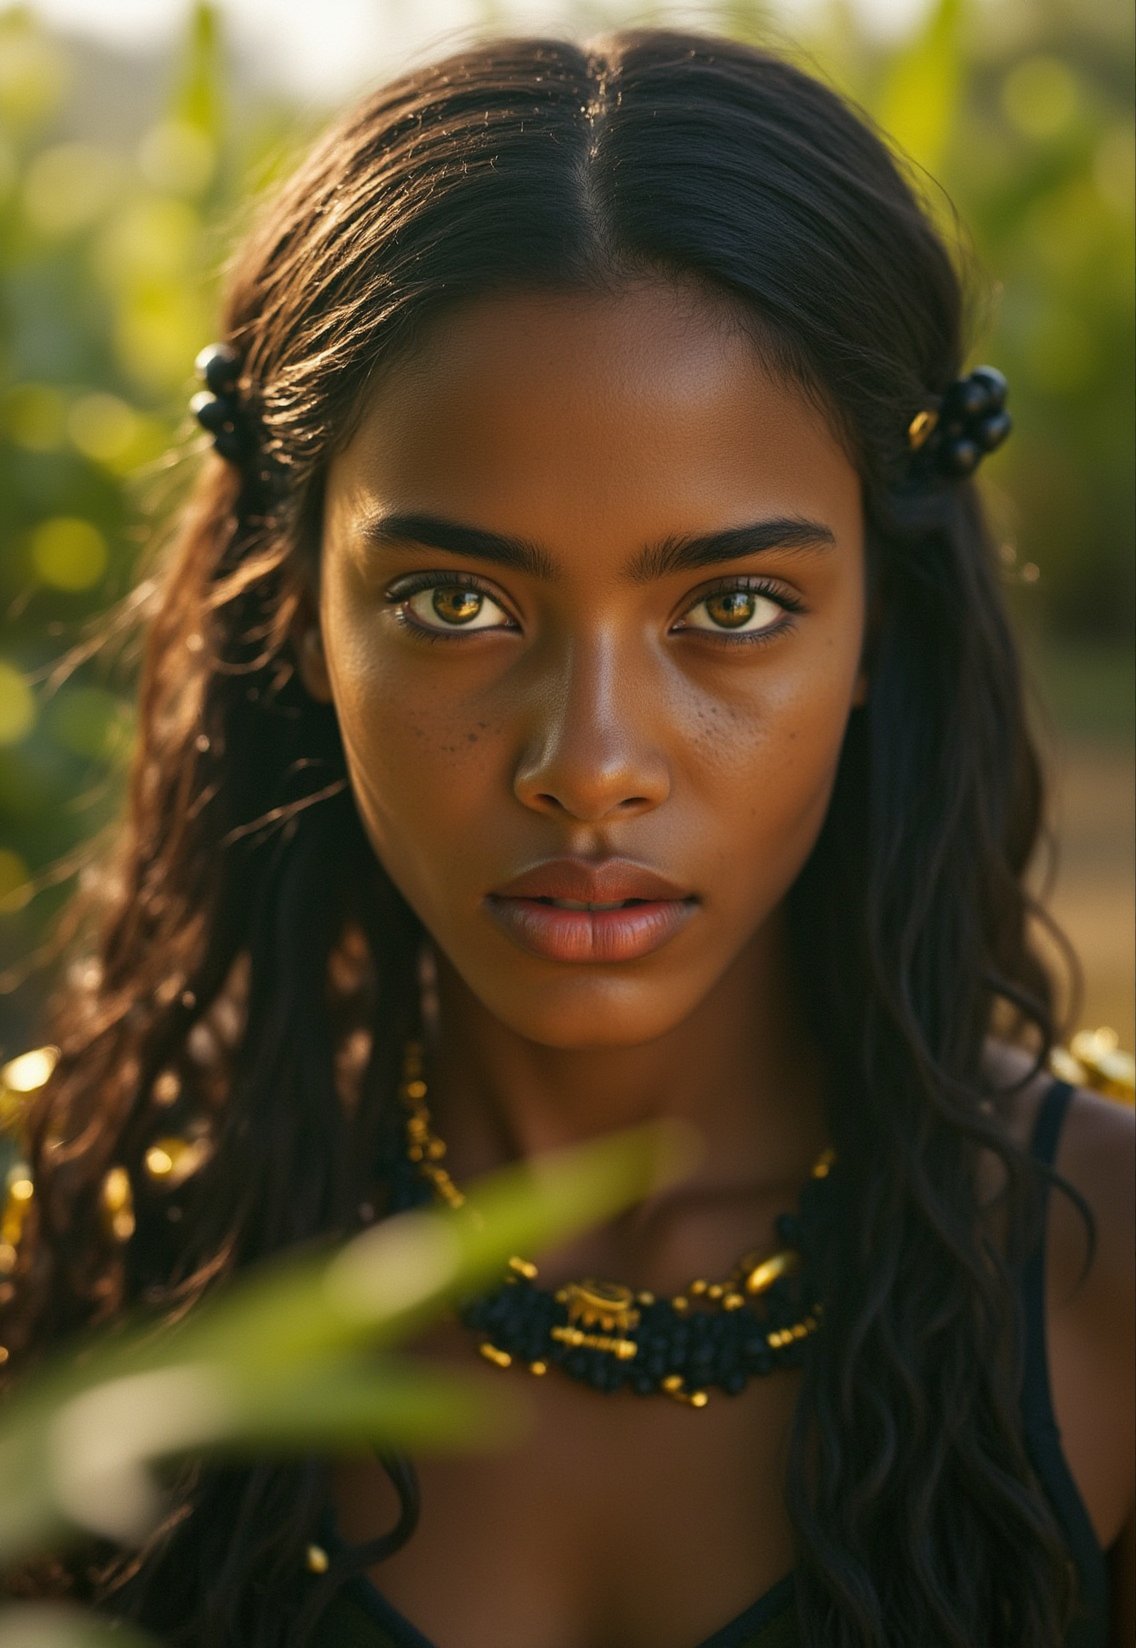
[683,588,783,633]
[404,585,511,631]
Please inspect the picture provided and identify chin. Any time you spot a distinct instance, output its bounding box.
[460,970,699,1051]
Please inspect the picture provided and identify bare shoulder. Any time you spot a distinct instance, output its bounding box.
[982,1036,1134,1313]
[1045,1077,1134,1436]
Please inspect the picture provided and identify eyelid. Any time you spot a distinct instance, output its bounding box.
[384,570,517,633]
[383,569,506,602]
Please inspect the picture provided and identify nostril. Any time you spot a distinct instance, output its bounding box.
[533,792,651,816]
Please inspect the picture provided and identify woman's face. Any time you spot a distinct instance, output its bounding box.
[306,281,868,1049]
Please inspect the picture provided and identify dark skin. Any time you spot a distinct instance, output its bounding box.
[291,280,1135,1648]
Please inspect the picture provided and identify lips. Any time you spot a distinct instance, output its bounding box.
[486,858,697,963]
[491,859,692,905]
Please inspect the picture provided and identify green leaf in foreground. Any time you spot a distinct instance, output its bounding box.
[0,1115,703,1566]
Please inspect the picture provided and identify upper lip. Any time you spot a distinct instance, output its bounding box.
[489,859,693,904]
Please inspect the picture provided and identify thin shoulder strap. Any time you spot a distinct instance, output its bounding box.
[1028,1074,1075,1169]
[1019,1076,1110,1644]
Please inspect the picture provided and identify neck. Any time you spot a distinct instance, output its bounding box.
[419,917,830,1287]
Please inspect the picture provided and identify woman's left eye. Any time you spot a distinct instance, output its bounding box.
[678,585,797,636]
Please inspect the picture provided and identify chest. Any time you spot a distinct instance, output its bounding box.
[331,1312,803,1648]
[328,1110,1130,1648]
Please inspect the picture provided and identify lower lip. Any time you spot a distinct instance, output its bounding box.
[485,897,697,963]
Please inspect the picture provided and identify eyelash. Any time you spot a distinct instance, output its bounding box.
[674,576,806,647]
[383,572,806,647]
[385,572,516,645]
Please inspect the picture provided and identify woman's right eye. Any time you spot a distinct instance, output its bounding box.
[394,581,514,634]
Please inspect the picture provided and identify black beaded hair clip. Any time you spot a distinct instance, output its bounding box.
[906,365,1012,477]
[190,343,248,463]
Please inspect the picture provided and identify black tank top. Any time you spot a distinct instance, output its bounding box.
[1019,1076,1110,1646]
[313,1075,1111,1647]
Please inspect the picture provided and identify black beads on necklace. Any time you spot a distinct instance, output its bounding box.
[374,1040,838,1406]
[454,1258,822,1402]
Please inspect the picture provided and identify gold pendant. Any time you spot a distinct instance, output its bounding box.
[549,1278,641,1360]
[556,1278,641,1334]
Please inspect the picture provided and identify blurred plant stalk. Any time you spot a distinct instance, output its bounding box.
[0,1113,702,1646]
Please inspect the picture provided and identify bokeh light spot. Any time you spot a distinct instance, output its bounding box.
[4,384,67,451]
[114,283,208,394]
[137,120,215,195]
[93,196,200,286]
[30,517,109,592]
[0,16,70,130]
[68,392,141,465]
[0,662,36,746]
[1001,58,1081,141]
[0,850,32,914]
[22,142,121,237]
[1,1044,57,1089]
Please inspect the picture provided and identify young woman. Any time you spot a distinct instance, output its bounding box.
[2,28,1132,1648]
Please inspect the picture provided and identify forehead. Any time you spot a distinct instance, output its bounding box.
[325,280,863,562]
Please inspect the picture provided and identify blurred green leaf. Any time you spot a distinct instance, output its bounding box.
[876,0,964,177]
[0,1114,702,1564]
[172,3,224,142]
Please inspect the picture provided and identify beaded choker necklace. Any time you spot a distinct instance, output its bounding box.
[379,1041,838,1408]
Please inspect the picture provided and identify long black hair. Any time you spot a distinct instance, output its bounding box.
[2,29,1092,1646]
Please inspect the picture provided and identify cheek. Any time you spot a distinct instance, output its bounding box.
[701,700,845,842]
[687,636,858,790]
[323,624,504,868]
[683,647,860,893]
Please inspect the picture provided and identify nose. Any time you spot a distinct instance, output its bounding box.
[512,632,671,824]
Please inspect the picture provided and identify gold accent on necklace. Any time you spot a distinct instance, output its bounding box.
[550,1324,639,1359]
[556,1279,641,1335]
[479,1342,513,1368]
[398,1042,467,1211]
[662,1374,709,1408]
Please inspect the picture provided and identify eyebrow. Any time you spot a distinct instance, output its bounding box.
[627,518,836,581]
[357,511,836,582]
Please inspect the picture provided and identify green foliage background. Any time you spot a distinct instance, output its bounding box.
[0,0,1132,1056]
